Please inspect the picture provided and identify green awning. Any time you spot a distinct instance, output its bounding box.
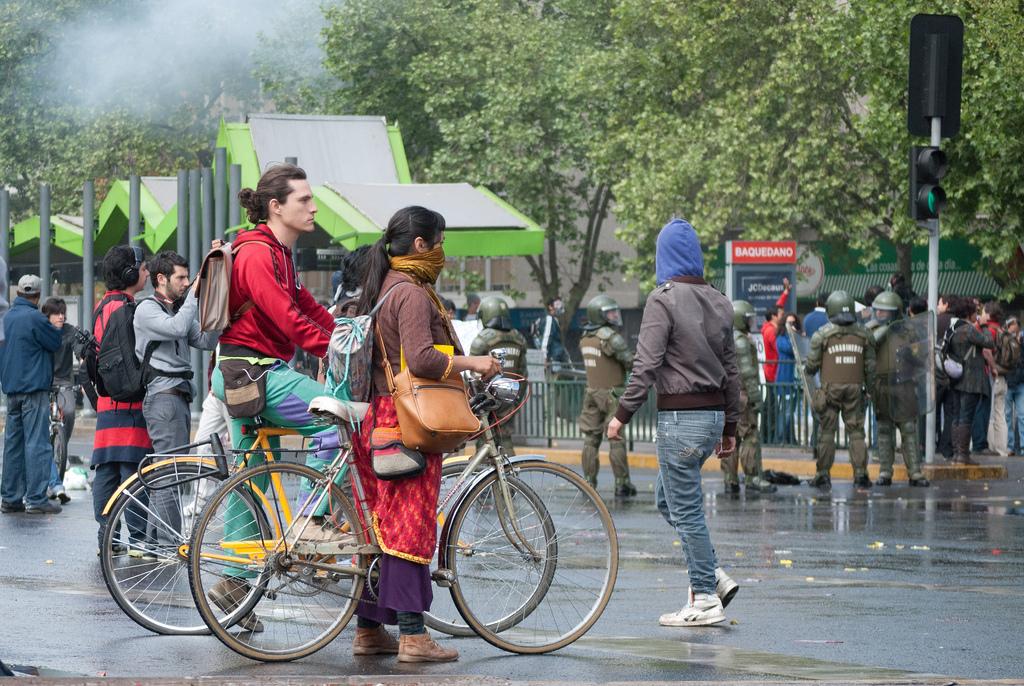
[821,271,1000,301]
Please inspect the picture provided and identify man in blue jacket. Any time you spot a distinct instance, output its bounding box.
[1,275,64,514]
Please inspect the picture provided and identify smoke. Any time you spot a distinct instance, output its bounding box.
[50,0,330,115]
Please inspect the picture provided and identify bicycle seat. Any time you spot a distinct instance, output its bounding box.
[307,396,371,425]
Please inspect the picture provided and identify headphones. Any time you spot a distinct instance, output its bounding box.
[122,246,145,287]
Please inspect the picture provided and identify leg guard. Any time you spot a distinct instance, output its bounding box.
[608,437,630,481]
[875,416,895,478]
[581,431,602,486]
[899,419,923,478]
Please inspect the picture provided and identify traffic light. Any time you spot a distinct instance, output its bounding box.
[909,145,948,220]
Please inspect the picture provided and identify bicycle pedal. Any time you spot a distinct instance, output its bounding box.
[431,568,456,587]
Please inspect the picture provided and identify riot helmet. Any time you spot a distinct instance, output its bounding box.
[586,294,622,330]
[826,290,857,326]
[871,289,903,325]
[731,300,755,333]
[478,296,513,331]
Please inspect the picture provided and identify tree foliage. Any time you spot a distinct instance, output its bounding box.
[597,0,1024,292]
[0,1,258,220]
[321,0,623,320]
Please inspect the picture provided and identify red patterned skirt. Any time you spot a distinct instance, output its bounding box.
[352,395,441,564]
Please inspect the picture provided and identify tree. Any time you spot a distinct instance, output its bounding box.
[0,1,270,221]
[321,0,623,325]
[599,0,1024,294]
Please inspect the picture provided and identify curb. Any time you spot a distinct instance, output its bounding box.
[517,448,1007,482]
[64,419,1006,482]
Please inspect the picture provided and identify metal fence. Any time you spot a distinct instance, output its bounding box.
[512,366,874,452]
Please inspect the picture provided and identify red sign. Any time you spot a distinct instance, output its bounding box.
[730,241,797,264]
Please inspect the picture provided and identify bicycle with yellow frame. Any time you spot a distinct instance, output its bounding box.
[185,373,618,662]
[98,425,341,636]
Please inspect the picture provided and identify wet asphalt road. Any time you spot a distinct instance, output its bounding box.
[1,435,1022,683]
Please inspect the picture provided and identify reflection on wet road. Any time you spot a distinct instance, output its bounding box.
[1,435,1020,681]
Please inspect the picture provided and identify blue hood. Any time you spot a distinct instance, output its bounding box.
[655,218,703,285]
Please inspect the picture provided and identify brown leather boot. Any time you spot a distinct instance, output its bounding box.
[953,425,977,465]
[352,626,399,656]
[397,632,459,663]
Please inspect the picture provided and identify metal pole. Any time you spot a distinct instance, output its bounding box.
[200,166,215,401]
[228,164,241,230]
[188,170,201,273]
[176,170,189,257]
[128,174,141,246]
[188,169,202,413]
[924,116,942,466]
[214,148,227,241]
[0,190,9,270]
[83,181,95,332]
[40,183,51,300]
[201,168,214,252]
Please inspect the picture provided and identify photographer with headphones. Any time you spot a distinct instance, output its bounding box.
[88,245,154,552]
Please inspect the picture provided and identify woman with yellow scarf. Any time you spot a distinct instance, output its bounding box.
[349,206,500,662]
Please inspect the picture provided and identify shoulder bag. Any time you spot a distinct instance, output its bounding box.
[376,317,480,454]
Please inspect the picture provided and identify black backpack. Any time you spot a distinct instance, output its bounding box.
[88,295,189,402]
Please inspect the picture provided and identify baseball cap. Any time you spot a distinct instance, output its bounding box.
[17,274,42,296]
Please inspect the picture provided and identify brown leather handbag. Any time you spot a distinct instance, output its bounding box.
[376,325,480,454]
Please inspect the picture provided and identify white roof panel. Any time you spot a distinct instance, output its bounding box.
[324,183,529,230]
[141,177,177,212]
[248,114,399,186]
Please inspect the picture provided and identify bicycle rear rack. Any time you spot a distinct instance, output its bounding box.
[137,434,230,490]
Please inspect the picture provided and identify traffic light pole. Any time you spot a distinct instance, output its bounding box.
[924,116,941,466]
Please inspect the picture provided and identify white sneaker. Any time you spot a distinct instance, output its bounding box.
[715,568,739,608]
[659,592,726,627]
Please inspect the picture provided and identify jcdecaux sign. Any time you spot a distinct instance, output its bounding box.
[725,241,797,320]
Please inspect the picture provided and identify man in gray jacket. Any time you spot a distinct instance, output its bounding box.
[134,250,220,547]
[607,218,741,627]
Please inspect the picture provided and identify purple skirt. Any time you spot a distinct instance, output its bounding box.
[357,554,433,624]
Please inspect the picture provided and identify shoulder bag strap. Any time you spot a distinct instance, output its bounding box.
[375,323,398,394]
[229,241,275,322]
[368,282,407,317]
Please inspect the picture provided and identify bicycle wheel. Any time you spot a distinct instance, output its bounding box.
[51,425,68,481]
[424,460,479,636]
[448,460,618,654]
[100,458,227,635]
[188,461,368,662]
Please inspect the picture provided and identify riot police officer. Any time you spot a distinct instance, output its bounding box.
[724,301,778,494]
[470,297,528,454]
[579,295,637,496]
[871,290,930,487]
[804,290,876,490]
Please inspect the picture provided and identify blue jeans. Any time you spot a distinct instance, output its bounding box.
[1005,384,1024,453]
[773,386,796,444]
[48,460,61,490]
[1,391,52,507]
[654,410,723,596]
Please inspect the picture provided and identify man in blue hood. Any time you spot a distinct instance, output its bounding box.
[609,218,742,626]
[655,218,705,285]
[1,275,64,514]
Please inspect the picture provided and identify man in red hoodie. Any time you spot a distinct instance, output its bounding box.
[760,277,792,385]
[208,164,347,634]
[759,278,791,440]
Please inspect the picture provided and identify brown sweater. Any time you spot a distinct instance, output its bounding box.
[372,270,463,396]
